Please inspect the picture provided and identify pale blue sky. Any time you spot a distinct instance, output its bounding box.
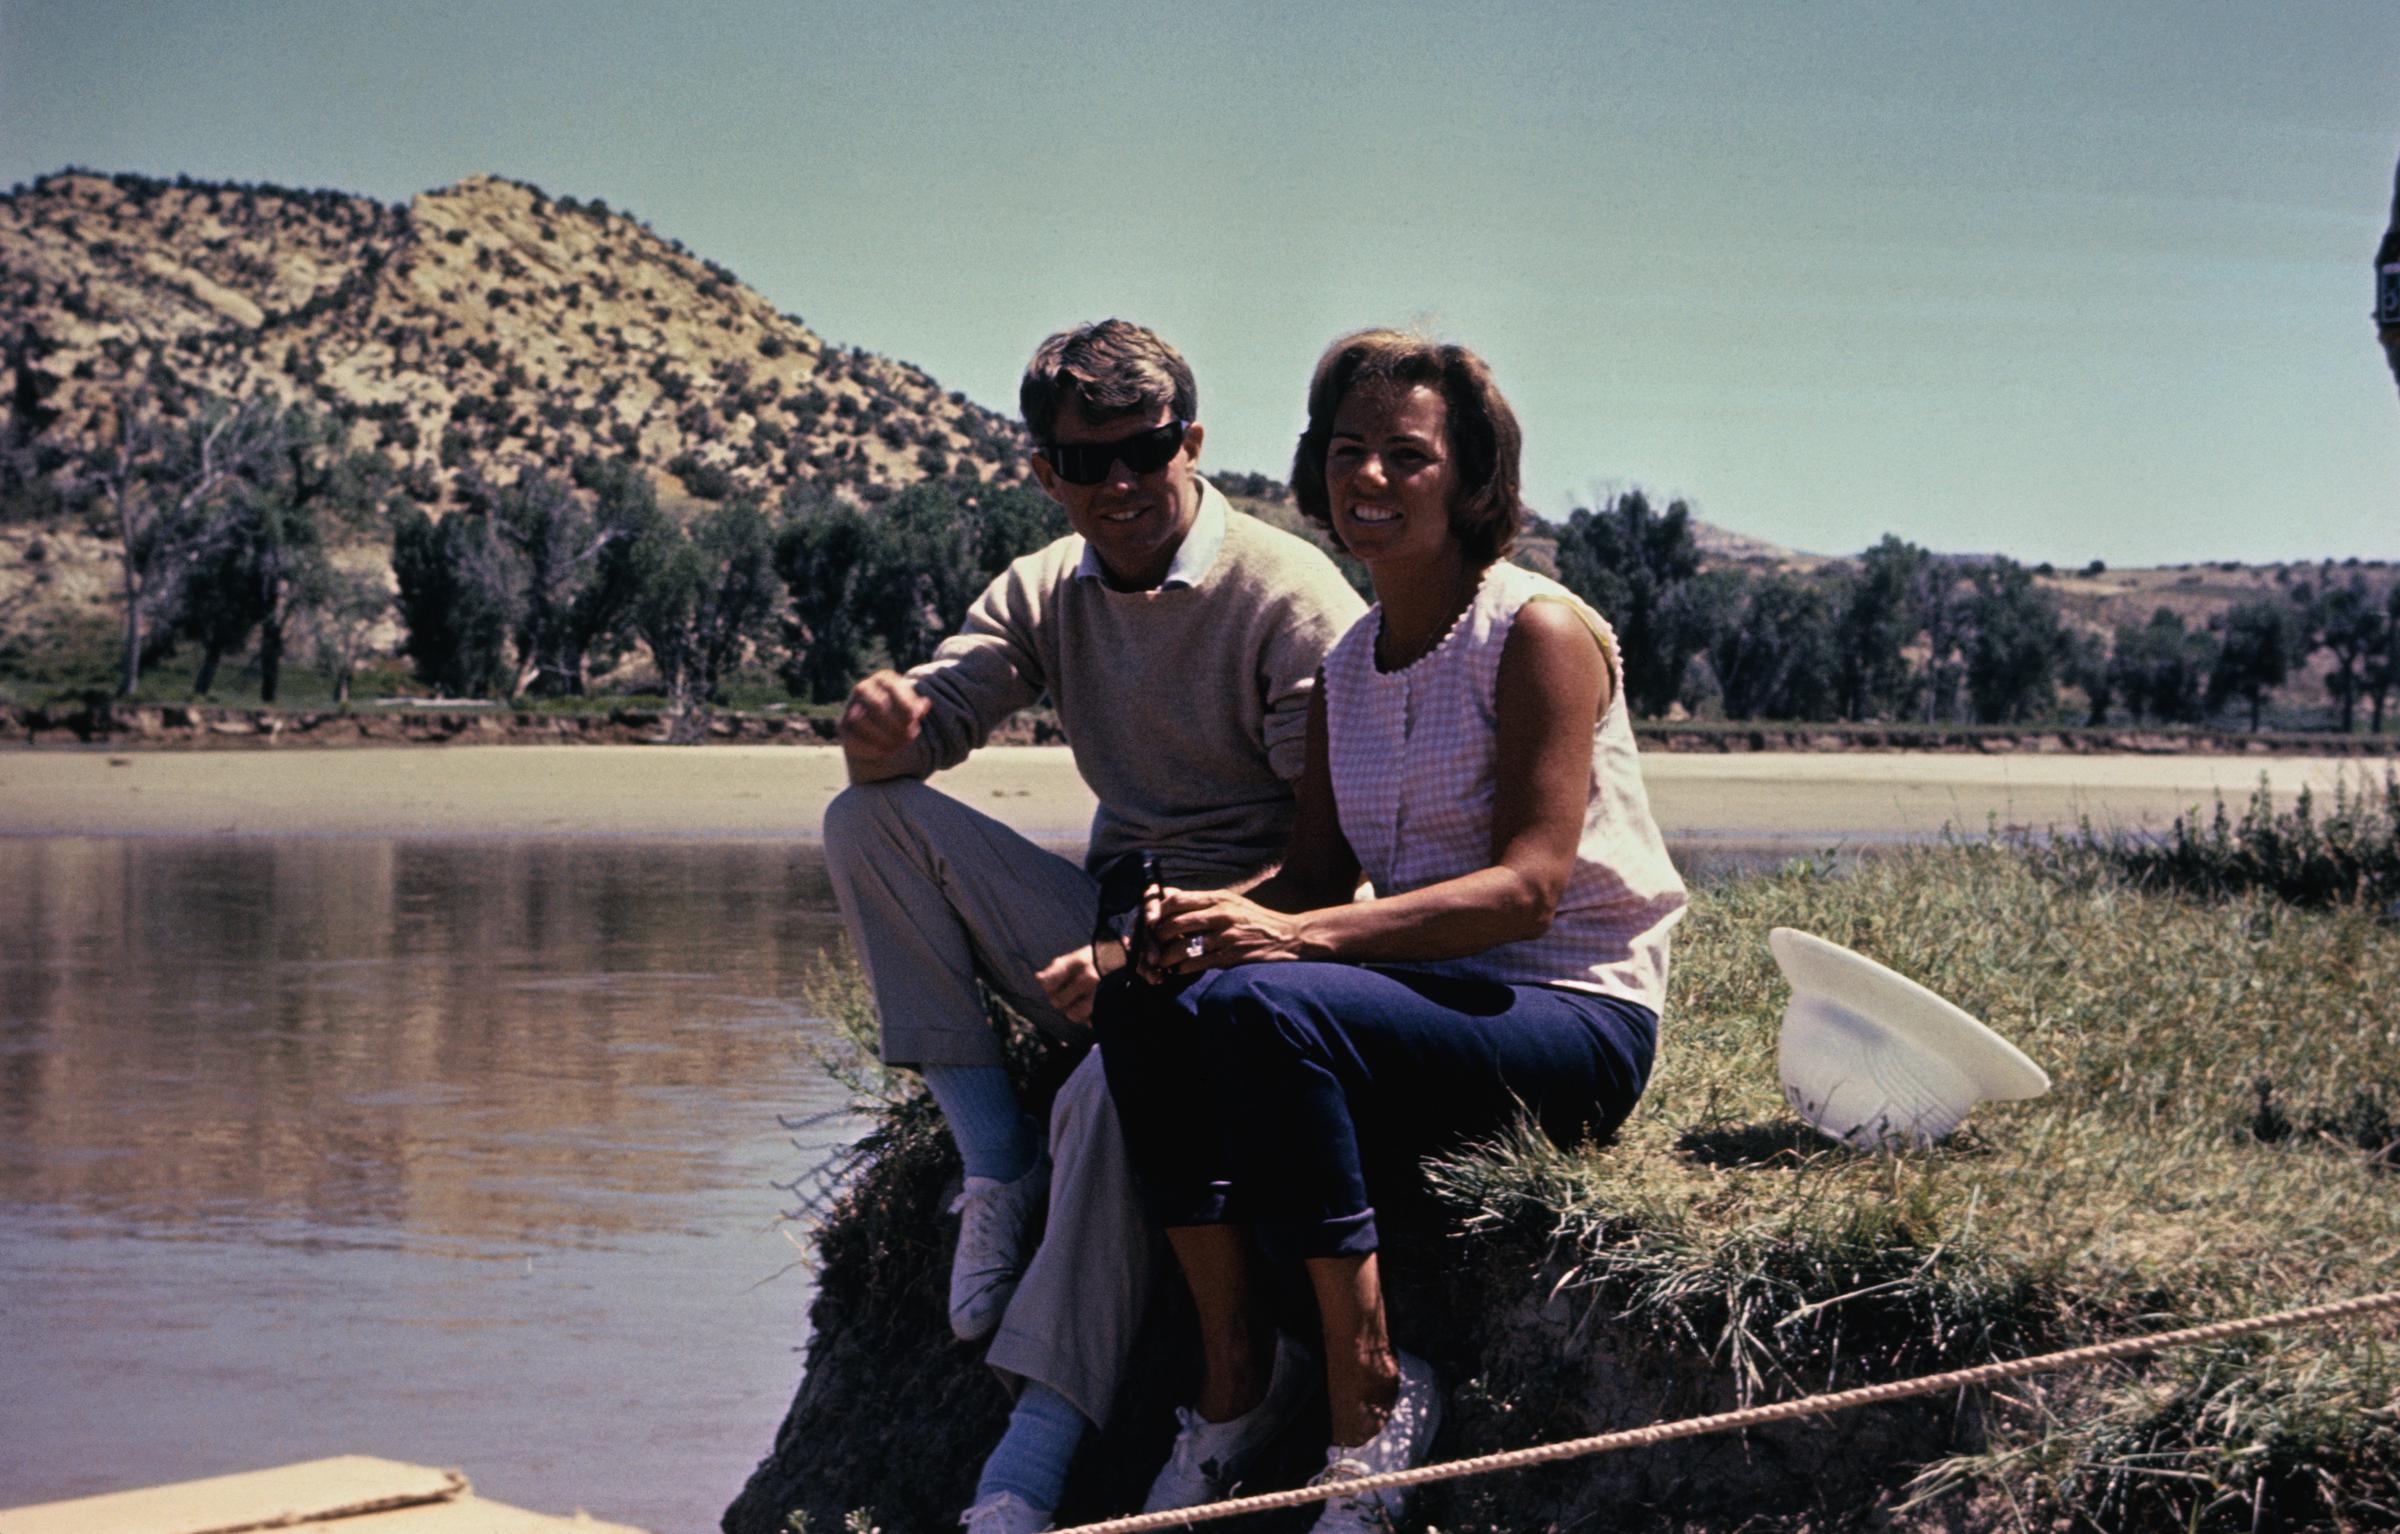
[4,0,2395,563]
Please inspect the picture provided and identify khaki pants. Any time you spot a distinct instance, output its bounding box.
[822,779,1156,1426]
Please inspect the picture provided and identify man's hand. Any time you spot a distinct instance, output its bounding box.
[1035,945,1105,1027]
[839,670,932,779]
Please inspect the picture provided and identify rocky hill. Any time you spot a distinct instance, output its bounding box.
[1,169,1030,511]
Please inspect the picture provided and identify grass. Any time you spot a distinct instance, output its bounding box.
[756,798,2400,1531]
[1426,834,2400,1530]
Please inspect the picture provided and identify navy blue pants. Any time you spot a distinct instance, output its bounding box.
[1095,962,1655,1261]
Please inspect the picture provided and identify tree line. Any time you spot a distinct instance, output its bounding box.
[39,389,1068,731]
[25,391,2398,735]
[1549,490,2400,734]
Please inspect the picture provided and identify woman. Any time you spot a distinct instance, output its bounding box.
[1094,331,1688,1532]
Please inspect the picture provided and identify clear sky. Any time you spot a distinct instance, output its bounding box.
[4,0,2395,564]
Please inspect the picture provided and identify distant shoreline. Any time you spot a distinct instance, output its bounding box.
[6,699,2394,759]
[0,742,2379,844]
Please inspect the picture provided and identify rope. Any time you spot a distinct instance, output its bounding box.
[1049,1288,2400,1534]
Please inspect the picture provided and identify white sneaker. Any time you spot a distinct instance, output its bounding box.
[1141,1330,1317,1511]
[959,1489,1052,1534]
[1305,1351,1443,1533]
[947,1155,1048,1342]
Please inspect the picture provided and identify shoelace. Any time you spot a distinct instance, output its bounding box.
[950,1183,1022,1267]
[1162,1407,1226,1486]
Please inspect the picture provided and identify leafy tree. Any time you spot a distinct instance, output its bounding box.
[867,483,993,671]
[483,467,661,699]
[300,565,390,706]
[574,457,678,684]
[482,472,594,698]
[1963,557,2067,724]
[1707,572,1838,721]
[1553,490,1703,717]
[1912,559,1975,724]
[628,498,782,740]
[2108,608,2215,725]
[962,484,1071,591]
[390,502,517,697]
[774,491,886,703]
[386,459,666,702]
[771,481,1066,701]
[89,394,291,696]
[2362,583,2400,734]
[168,410,392,701]
[863,482,1068,670]
[2311,579,2389,734]
[172,508,276,697]
[1832,535,1923,721]
[2061,630,2113,726]
[2207,598,2303,732]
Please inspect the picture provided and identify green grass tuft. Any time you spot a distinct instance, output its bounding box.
[2039,768,2400,909]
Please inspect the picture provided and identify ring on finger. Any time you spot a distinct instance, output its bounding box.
[1184,934,1207,959]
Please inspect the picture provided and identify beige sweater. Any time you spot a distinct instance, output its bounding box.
[895,485,1365,886]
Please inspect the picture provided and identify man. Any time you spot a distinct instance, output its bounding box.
[822,319,1364,1533]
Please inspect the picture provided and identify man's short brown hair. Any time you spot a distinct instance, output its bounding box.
[1020,319,1198,444]
[1291,329,1526,566]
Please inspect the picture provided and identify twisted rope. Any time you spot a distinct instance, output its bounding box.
[1050,1288,2400,1534]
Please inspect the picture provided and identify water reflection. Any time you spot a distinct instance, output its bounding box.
[0,838,860,1532]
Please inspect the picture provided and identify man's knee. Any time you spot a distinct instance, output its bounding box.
[822,778,934,873]
[1048,1049,1121,1160]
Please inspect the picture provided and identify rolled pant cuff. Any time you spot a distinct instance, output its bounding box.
[1262,1206,1378,1263]
[879,1025,1010,1071]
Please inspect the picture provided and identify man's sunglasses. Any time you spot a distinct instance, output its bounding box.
[1039,419,1189,486]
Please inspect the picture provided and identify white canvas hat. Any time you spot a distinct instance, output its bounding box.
[1770,927,2050,1150]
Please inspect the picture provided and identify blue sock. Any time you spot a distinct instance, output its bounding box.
[921,1063,1038,1184]
[974,1381,1086,1514]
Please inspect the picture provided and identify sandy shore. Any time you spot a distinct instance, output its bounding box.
[0,744,2377,844]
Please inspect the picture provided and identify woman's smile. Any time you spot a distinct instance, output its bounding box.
[1327,383,1459,565]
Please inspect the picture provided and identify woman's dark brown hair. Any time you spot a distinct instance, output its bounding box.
[1290,329,1525,565]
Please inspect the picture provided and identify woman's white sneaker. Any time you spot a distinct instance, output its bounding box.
[1141,1330,1317,1511]
[1305,1351,1442,1533]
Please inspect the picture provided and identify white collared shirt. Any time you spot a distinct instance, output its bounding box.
[1071,481,1228,590]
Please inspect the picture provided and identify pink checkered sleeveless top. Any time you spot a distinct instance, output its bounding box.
[1322,561,1687,1015]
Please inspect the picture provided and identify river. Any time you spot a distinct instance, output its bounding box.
[0,838,865,1533]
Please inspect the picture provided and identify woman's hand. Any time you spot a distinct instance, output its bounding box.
[1140,887,1319,977]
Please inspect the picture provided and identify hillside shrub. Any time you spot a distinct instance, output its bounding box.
[666,453,733,502]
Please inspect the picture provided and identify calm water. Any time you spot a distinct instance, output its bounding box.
[0,833,1825,1531]
[0,838,868,1533]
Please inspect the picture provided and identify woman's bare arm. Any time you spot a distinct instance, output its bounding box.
[1151,601,1608,968]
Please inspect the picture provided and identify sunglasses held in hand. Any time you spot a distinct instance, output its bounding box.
[1040,419,1190,486]
[1091,851,1164,980]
